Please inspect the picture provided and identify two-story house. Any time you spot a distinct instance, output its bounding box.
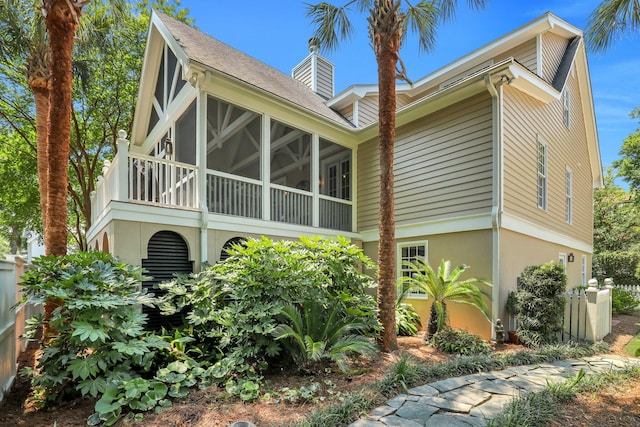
[88,11,602,339]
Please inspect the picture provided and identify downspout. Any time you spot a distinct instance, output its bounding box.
[485,74,507,339]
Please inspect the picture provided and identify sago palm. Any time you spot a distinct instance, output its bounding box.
[307,0,487,352]
[400,259,491,340]
[272,301,377,372]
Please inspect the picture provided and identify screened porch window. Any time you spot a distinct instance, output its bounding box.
[206,96,262,180]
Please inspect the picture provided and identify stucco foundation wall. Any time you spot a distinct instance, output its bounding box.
[498,228,592,321]
[111,220,200,270]
[363,229,494,339]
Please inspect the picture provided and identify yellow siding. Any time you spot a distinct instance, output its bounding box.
[541,32,568,83]
[502,75,593,244]
[496,38,537,74]
[338,103,354,124]
[358,95,379,127]
[358,93,494,231]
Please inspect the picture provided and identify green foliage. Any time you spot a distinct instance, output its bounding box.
[18,252,165,403]
[593,251,640,286]
[593,169,640,254]
[159,236,379,394]
[431,327,491,356]
[400,259,491,339]
[612,287,638,314]
[395,279,422,336]
[516,262,566,347]
[272,301,377,372]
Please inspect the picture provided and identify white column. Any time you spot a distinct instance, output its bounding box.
[312,134,319,227]
[116,130,129,202]
[197,86,208,267]
[262,114,271,221]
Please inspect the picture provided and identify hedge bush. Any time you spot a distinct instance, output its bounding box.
[516,262,566,347]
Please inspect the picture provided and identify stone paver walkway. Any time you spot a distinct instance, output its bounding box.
[349,355,637,427]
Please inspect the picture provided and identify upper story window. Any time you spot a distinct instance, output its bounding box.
[563,89,570,127]
[565,168,573,224]
[537,138,547,210]
[320,139,351,201]
[398,242,428,298]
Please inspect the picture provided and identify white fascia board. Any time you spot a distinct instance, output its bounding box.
[109,201,202,228]
[406,13,580,98]
[328,83,411,109]
[507,63,559,103]
[501,212,593,253]
[574,47,603,189]
[205,212,361,240]
[360,213,493,242]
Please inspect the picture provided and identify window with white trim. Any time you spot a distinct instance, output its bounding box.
[565,168,573,224]
[581,255,587,286]
[563,89,570,127]
[537,139,547,210]
[398,242,428,298]
[558,253,567,271]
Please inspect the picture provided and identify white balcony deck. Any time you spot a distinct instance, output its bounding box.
[91,132,353,234]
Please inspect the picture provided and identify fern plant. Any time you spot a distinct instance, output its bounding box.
[395,279,422,336]
[272,301,377,372]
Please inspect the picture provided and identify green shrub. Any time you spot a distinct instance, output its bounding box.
[431,327,491,356]
[18,252,167,404]
[612,287,638,314]
[593,251,640,286]
[516,262,566,347]
[396,302,422,336]
[272,301,377,372]
[159,236,379,387]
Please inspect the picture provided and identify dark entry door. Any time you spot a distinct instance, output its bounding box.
[141,230,193,330]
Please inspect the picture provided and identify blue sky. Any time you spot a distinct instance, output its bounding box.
[180,0,639,170]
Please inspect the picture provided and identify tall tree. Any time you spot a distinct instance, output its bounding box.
[586,0,640,51]
[613,110,640,197]
[307,0,486,351]
[593,168,640,253]
[0,0,51,233]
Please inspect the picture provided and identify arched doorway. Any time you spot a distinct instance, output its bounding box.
[142,231,193,330]
[219,237,246,262]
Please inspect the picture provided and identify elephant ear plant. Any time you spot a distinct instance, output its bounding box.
[400,259,491,341]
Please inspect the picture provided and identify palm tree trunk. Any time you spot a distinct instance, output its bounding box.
[42,0,82,336]
[26,46,51,233]
[372,0,402,352]
[426,303,438,341]
[44,0,79,257]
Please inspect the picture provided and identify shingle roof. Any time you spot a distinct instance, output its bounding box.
[155,11,353,128]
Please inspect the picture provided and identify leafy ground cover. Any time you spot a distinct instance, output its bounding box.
[2,311,638,426]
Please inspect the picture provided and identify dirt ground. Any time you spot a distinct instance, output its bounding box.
[1,313,638,427]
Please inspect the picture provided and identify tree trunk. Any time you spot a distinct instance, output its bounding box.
[44,1,79,257]
[42,0,83,336]
[27,47,51,233]
[371,0,402,352]
[426,303,438,341]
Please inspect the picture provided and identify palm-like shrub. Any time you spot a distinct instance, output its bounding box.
[272,301,377,372]
[401,259,491,340]
[395,280,422,336]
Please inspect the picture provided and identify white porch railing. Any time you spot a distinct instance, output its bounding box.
[271,185,312,226]
[129,153,198,209]
[319,196,352,232]
[559,280,612,343]
[91,131,354,233]
[207,171,262,219]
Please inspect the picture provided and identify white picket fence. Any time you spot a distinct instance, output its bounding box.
[0,256,38,404]
[559,280,612,343]
[613,284,640,303]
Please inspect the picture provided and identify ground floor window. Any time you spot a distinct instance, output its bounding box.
[398,241,428,298]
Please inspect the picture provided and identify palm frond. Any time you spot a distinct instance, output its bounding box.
[403,0,439,52]
[586,0,640,52]
[306,2,356,53]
